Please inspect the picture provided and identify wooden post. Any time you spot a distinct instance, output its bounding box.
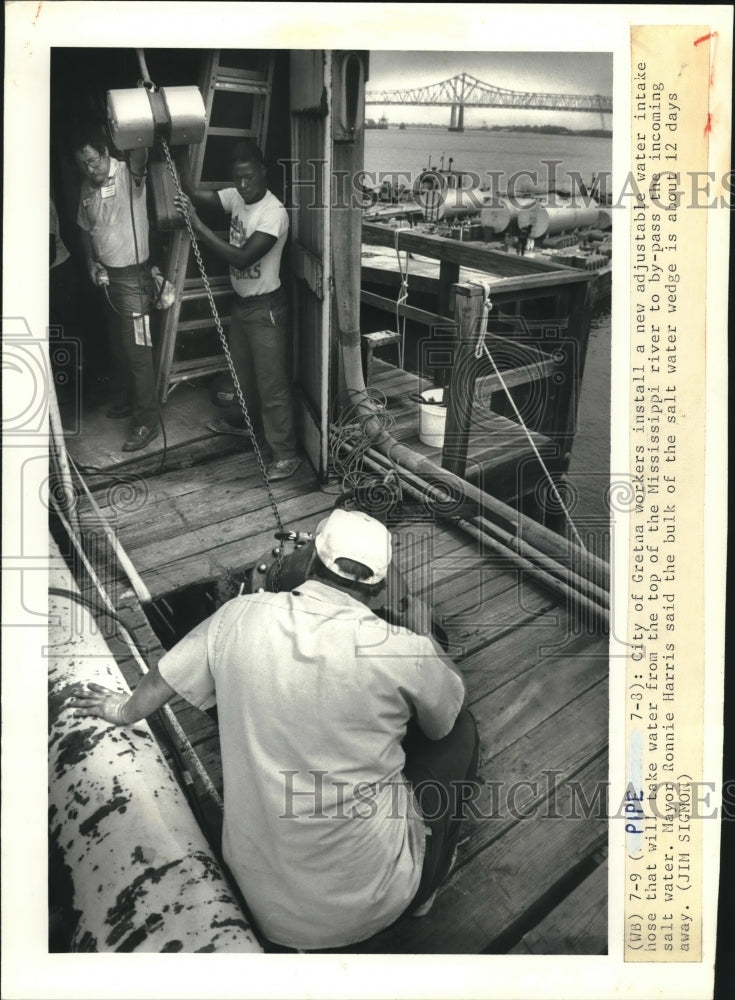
[437,259,460,318]
[441,283,485,477]
[546,280,594,476]
[435,260,460,387]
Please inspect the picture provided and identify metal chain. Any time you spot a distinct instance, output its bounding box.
[160,138,285,582]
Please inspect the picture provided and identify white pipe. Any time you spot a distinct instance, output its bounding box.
[48,534,260,952]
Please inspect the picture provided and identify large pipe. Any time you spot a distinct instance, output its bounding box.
[358,446,608,618]
[518,202,602,239]
[48,536,261,952]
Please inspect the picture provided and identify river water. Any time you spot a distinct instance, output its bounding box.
[365,127,612,555]
[364,126,612,194]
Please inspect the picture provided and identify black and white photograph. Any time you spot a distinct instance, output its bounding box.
[2,4,729,999]
[45,41,612,954]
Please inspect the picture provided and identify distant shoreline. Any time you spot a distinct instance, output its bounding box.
[369,124,612,138]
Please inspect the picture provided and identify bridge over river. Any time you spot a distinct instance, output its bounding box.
[366,72,612,131]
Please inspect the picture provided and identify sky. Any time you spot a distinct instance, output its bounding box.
[365,51,613,129]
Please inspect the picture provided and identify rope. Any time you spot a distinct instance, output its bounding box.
[158,137,286,582]
[393,227,411,368]
[469,280,587,550]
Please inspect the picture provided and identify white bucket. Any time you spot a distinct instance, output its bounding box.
[418,388,447,447]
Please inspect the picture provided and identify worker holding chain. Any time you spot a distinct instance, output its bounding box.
[173,140,301,481]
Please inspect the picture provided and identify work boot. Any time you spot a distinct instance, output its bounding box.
[266,457,301,481]
[122,424,160,452]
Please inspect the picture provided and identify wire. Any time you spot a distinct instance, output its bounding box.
[48,586,126,628]
[327,384,404,517]
[128,161,169,476]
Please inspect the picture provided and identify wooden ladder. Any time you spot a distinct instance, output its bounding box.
[156,51,275,402]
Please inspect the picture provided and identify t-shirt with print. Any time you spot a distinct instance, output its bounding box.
[76,158,149,267]
[217,187,288,297]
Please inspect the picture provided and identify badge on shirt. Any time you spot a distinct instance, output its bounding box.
[100,182,116,199]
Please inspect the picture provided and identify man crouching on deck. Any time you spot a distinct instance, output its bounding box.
[71,509,479,950]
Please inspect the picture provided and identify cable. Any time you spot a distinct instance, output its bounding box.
[48,586,127,628]
[128,158,169,476]
[158,136,288,589]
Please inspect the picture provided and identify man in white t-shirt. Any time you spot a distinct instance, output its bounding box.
[70,509,479,950]
[175,141,299,481]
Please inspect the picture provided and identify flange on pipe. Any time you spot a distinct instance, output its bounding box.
[107,85,206,150]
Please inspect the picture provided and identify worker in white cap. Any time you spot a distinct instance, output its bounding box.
[71,508,478,950]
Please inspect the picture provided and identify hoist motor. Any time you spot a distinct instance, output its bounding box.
[106,85,207,151]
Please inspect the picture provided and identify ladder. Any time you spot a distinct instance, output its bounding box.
[156,51,275,402]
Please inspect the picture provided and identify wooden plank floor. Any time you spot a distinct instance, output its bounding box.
[60,361,608,955]
[65,491,608,954]
[369,357,553,499]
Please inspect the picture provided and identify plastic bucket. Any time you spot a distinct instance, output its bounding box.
[417,388,447,447]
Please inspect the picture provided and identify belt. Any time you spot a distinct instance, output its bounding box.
[104,260,150,277]
[232,285,284,303]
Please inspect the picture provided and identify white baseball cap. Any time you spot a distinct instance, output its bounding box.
[314,509,392,585]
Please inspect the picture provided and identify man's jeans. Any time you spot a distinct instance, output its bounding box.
[226,286,297,462]
[104,263,157,428]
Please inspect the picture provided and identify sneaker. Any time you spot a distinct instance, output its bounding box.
[266,457,302,481]
[122,424,160,452]
[207,417,251,438]
[106,403,133,419]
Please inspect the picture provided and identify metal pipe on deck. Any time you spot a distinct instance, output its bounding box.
[518,202,602,239]
[334,343,608,592]
[356,447,609,621]
[48,537,261,953]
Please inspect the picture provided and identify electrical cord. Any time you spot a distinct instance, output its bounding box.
[48,586,127,629]
[128,160,168,476]
[327,385,404,517]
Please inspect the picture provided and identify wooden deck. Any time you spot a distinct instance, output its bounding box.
[57,369,608,955]
[369,357,553,501]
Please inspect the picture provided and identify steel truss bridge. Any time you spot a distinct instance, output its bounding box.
[365,72,612,131]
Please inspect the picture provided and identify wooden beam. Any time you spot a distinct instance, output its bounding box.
[360,289,452,330]
[441,284,486,477]
[363,221,593,283]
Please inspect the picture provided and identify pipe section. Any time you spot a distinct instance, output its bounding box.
[48,537,261,953]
